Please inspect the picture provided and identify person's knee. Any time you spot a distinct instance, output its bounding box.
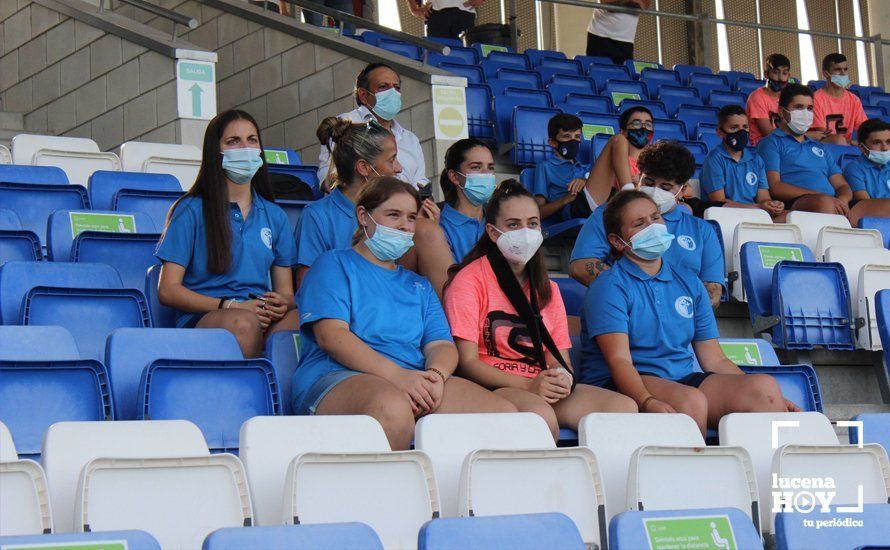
[609,393,639,413]
[807,195,839,214]
[674,388,708,423]
[367,393,415,443]
[222,311,263,351]
[738,374,784,411]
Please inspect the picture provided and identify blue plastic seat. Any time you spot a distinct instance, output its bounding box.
[426,36,463,49]
[653,119,687,141]
[263,147,301,165]
[553,277,585,317]
[559,93,612,115]
[807,79,827,91]
[493,91,551,144]
[656,84,702,117]
[72,232,161,291]
[465,84,495,141]
[487,50,529,69]
[587,65,632,92]
[740,364,823,412]
[741,242,816,328]
[604,80,649,106]
[695,124,722,150]
[88,170,181,212]
[679,140,708,164]
[482,56,529,79]
[591,134,613,163]
[624,59,662,79]
[577,112,620,137]
[673,64,712,84]
[106,328,243,420]
[46,209,157,262]
[735,77,765,96]
[0,531,159,550]
[677,105,720,139]
[0,359,113,457]
[494,68,543,90]
[849,412,890,454]
[0,182,88,245]
[690,73,731,102]
[518,167,535,193]
[709,90,747,108]
[277,199,312,233]
[575,55,614,69]
[618,99,667,119]
[0,227,41,263]
[203,523,382,550]
[864,105,888,120]
[378,38,422,60]
[357,31,386,46]
[510,106,561,166]
[546,77,596,103]
[428,47,478,67]
[718,337,780,366]
[775,504,890,550]
[145,264,175,328]
[265,330,300,415]
[610,508,761,550]
[537,58,583,83]
[440,62,484,85]
[419,513,584,550]
[859,217,890,248]
[720,70,756,90]
[0,261,122,324]
[640,68,680,93]
[525,48,566,67]
[138,358,280,452]
[113,189,182,231]
[0,164,68,185]
[267,164,321,199]
[0,208,21,230]
[0,325,80,361]
[851,84,884,105]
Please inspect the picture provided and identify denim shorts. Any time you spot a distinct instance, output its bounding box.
[293,368,362,416]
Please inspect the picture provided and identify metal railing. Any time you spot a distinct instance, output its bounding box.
[98,0,199,40]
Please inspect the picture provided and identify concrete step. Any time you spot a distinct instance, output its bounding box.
[0,111,23,131]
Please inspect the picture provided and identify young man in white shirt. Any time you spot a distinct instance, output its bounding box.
[408,0,486,40]
[586,0,650,64]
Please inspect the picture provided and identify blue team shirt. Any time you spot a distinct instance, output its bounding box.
[294,188,356,268]
[843,154,890,199]
[756,128,841,196]
[532,155,589,203]
[439,204,484,263]
[579,256,720,386]
[570,203,725,284]
[701,146,769,203]
[293,248,453,410]
[155,191,298,328]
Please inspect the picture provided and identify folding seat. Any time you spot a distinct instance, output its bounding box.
[262,147,301,165]
[493,92,551,145]
[695,124,722,150]
[823,246,890,331]
[588,65,632,92]
[652,119,687,141]
[46,209,157,261]
[73,454,252,548]
[0,531,160,549]
[576,54,614,69]
[525,48,566,67]
[510,106,561,166]
[677,105,720,140]
[145,264,175,328]
[427,46,478,67]
[12,134,120,188]
[809,80,829,91]
[618,99,667,120]
[786,211,852,254]
[119,141,202,190]
[673,63,713,84]
[851,84,884,105]
[546,76,596,103]
[740,241,813,321]
[88,170,182,212]
[536,58,583,83]
[679,140,709,165]
[610,508,761,550]
[639,68,680,93]
[267,164,321,199]
[105,328,243,420]
[0,179,88,246]
[849,413,890,456]
[591,134,613,163]
[281,451,439,549]
[717,337,780,366]
[277,199,312,233]
[579,414,704,527]
[624,59,662,79]
[493,68,543,90]
[418,513,584,550]
[815,226,883,261]
[0,143,9,164]
[0,164,69,185]
[735,77,765,96]
[42,420,209,532]
[519,167,534,192]
[465,84,495,140]
[0,325,80,361]
[553,276,586,317]
[877,289,890,362]
[603,80,650,107]
[356,30,386,46]
[0,208,41,264]
[868,91,890,108]
[702,206,773,276]
[414,413,553,518]
[240,416,390,526]
[743,364,824,413]
[718,412,838,533]
[481,55,529,79]
[440,62,484,85]
[378,38,422,61]
[776,503,890,550]
[558,93,612,115]
[864,105,887,119]
[856,264,890,349]
[0,420,53,536]
[689,73,731,102]
[656,85,703,117]
[708,90,747,108]
[457,448,607,548]
[263,331,300,415]
[203,523,383,550]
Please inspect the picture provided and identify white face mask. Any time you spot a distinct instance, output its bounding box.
[493,226,544,265]
[639,185,681,214]
[785,108,814,135]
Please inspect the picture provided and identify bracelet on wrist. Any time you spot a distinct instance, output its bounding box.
[427,367,447,383]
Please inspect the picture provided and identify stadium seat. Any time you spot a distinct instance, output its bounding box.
[0,531,160,549]
[730,222,802,301]
[624,59,662,78]
[202,523,383,550]
[849,413,890,455]
[42,420,209,532]
[0,424,52,535]
[46,209,156,262]
[486,51,529,70]
[465,84,495,140]
[627,445,761,533]
[656,85,703,117]
[856,264,890,350]
[690,73,731,101]
[0,207,41,263]
[553,276,585,316]
[0,144,9,164]
[119,141,201,190]
[281,451,439,548]
[734,77,765,96]
[493,91,551,145]
[718,412,838,533]
[618,99,667,119]
[640,68,680,93]
[785,211,851,254]
[775,503,890,550]
[588,65,632,92]
[558,93,612,115]
[145,264,174,328]
[652,118,687,141]
[536,58,584,82]
[673,63,712,84]
[579,414,704,526]
[708,90,747,108]
[491,70,544,94]
[457,448,607,548]
[604,80,649,107]
[0,326,80,361]
[267,164,321,199]
[824,246,890,344]
[0,359,113,457]
[546,76,596,103]
[378,38,422,60]
[74,454,252,548]
[240,416,390,526]
[106,328,243,420]
[0,419,14,461]
[471,43,515,58]
[482,57,529,80]
[414,413,554,517]
[263,147,301,165]
[578,112,620,137]
[113,189,182,231]
[851,84,884,105]
[0,261,122,325]
[418,513,584,550]
[864,105,888,119]
[525,48,566,67]
[576,55,614,69]
[678,140,708,164]
[11,134,120,188]
[0,164,69,185]
[276,199,311,233]
[0,181,89,246]
[700,204,770,273]
[859,217,890,248]
[609,508,761,550]
[740,241,814,327]
[440,62,484,85]
[427,46,479,66]
[88,170,182,212]
[263,331,299,415]
[510,106,561,166]
[695,123,722,150]
[815,227,883,261]
[677,105,720,139]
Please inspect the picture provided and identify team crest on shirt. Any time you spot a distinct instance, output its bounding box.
[261,227,273,249]
[811,146,825,158]
[675,296,694,318]
[745,172,758,186]
[677,235,696,251]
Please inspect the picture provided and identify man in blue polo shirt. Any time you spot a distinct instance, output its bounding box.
[843,118,890,227]
[570,140,725,308]
[756,83,854,218]
[701,105,786,221]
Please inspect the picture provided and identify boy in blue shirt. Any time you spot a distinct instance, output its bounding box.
[843,118,890,227]
[756,83,854,219]
[533,114,612,221]
[701,105,785,221]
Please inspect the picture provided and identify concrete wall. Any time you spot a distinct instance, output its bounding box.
[867,0,890,90]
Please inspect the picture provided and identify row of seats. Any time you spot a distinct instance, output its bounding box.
[2,413,888,548]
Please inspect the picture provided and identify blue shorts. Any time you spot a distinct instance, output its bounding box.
[293,368,362,415]
[602,371,713,390]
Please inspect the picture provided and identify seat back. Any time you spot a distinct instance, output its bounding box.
[624,59,662,78]
[732,222,803,301]
[708,90,747,108]
[786,211,851,254]
[536,59,583,82]
[493,93,551,144]
[588,65,632,91]
[414,413,554,518]
[0,459,53,535]
[263,331,300,415]
[42,420,209,532]
[653,118,687,141]
[859,216,890,248]
[617,99,667,118]
[378,38,422,60]
[73,232,162,291]
[12,134,99,164]
[553,276,586,317]
[0,164,69,185]
[439,62,484,85]
[775,503,890,550]
[465,84,495,140]
[0,182,89,244]
[718,412,838,533]
[640,67,680,90]
[418,513,584,550]
[240,416,390,526]
[0,143,9,164]
[604,80,648,107]
[673,63,712,83]
[114,189,183,231]
[0,325,80,361]
[145,264,175,328]
[735,77,765,95]
[32,150,121,189]
[849,413,890,457]
[718,337,781,366]
[46,209,156,262]
[546,79,596,103]
[0,208,21,230]
[511,106,562,166]
[74,455,252,548]
[119,141,201,189]
[703,206,772,274]
[740,241,814,318]
[815,227,883,261]
[0,420,15,461]
[609,508,761,550]
[282,451,439,549]
[0,230,41,264]
[677,105,720,138]
[560,93,612,115]
[857,265,890,350]
[276,200,313,233]
[689,73,731,101]
[0,530,160,549]
[203,523,383,550]
[824,246,890,321]
[525,48,566,66]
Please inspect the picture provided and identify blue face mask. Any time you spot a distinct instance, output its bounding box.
[627,128,652,150]
[830,74,851,89]
[363,214,414,261]
[620,222,675,260]
[767,78,787,92]
[221,148,263,185]
[867,148,890,166]
[458,172,496,206]
[371,88,402,121]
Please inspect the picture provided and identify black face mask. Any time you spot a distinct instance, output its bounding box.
[555,139,581,160]
[627,128,652,150]
[723,129,749,152]
[767,78,787,92]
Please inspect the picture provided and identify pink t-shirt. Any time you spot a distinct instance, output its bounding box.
[746,88,780,145]
[813,88,868,141]
[444,256,571,379]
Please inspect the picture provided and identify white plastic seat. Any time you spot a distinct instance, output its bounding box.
[732,222,803,301]
[0,144,10,164]
[786,211,851,254]
[718,412,838,533]
[74,454,251,549]
[42,420,210,533]
[282,451,439,550]
[627,445,761,532]
[0,420,16,462]
[239,415,390,526]
[415,413,555,517]
[858,265,890,350]
[0,459,53,536]
[824,246,890,329]
[815,227,883,261]
[578,413,704,526]
[457,448,607,548]
[119,141,202,190]
[12,134,100,163]
[704,206,772,274]
[11,134,118,188]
